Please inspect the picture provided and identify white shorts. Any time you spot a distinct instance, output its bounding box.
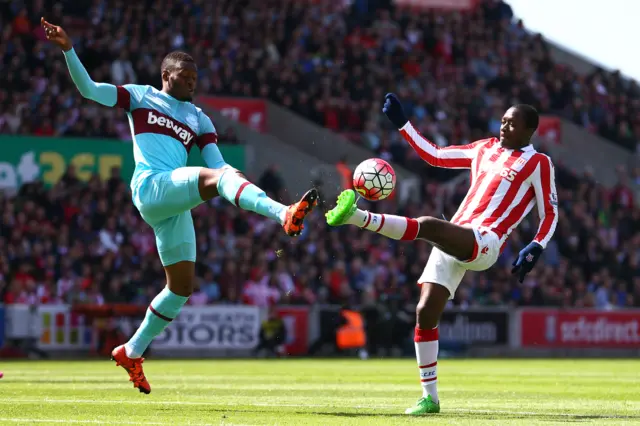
[418,228,501,299]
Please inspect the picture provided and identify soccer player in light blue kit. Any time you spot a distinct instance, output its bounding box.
[43,18,318,393]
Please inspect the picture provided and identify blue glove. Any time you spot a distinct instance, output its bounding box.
[382,93,408,129]
[511,242,543,283]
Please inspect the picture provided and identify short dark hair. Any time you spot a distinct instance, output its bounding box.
[514,104,539,131]
[161,51,195,72]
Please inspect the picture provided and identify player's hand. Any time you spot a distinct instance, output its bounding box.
[511,242,543,283]
[41,17,73,51]
[382,93,408,129]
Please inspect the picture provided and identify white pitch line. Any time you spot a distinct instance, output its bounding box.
[0,398,634,419]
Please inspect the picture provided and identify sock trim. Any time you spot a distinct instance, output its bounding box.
[149,305,173,322]
[414,326,439,342]
[421,377,438,383]
[401,218,419,240]
[419,362,437,369]
[362,211,372,228]
[234,182,251,207]
[374,214,386,232]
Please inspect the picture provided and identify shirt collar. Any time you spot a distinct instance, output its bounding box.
[499,142,535,153]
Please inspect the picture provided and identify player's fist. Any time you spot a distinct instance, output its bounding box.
[511,242,543,283]
[41,18,73,51]
[382,93,408,129]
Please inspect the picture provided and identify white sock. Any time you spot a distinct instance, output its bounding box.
[217,169,286,225]
[347,209,419,240]
[124,343,139,358]
[415,326,439,403]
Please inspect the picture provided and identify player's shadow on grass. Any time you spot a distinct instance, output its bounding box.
[175,407,640,422]
[14,379,121,384]
[303,412,640,422]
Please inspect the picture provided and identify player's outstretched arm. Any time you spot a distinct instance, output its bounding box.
[511,155,558,283]
[382,93,483,169]
[42,18,118,107]
[531,155,559,248]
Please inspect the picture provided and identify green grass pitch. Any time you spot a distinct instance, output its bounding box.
[0,359,638,425]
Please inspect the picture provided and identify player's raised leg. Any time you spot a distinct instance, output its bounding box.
[199,167,317,237]
[326,190,475,259]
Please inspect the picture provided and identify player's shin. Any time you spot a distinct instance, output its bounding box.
[415,326,439,403]
[216,169,286,224]
[124,287,188,358]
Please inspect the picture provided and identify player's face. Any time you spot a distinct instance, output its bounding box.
[164,61,198,101]
[499,107,528,149]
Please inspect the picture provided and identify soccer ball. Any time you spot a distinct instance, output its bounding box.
[352,158,396,201]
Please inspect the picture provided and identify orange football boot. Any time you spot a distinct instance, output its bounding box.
[283,188,319,237]
[111,345,151,394]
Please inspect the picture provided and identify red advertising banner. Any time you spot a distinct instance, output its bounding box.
[536,116,562,144]
[275,306,309,355]
[520,309,640,348]
[394,0,478,11]
[199,97,267,133]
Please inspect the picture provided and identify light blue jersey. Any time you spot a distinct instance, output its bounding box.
[63,48,229,265]
[115,84,226,189]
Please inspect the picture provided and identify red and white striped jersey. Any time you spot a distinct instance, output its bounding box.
[400,122,558,249]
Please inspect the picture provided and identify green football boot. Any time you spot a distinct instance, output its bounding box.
[325,190,357,226]
[404,396,440,415]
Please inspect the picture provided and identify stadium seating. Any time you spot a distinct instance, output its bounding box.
[0,0,639,308]
[2,0,639,155]
[1,158,638,309]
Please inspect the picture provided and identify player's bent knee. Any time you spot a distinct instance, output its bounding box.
[198,168,224,200]
[164,260,196,298]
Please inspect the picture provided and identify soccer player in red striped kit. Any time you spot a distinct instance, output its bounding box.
[325,94,558,415]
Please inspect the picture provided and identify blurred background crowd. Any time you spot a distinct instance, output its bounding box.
[2,159,639,312]
[3,0,640,155]
[1,0,640,316]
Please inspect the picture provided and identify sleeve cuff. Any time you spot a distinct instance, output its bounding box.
[62,47,77,57]
[532,240,546,249]
[399,121,412,131]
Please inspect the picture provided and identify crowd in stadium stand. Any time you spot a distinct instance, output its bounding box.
[1,160,639,310]
[2,0,640,156]
[1,0,640,310]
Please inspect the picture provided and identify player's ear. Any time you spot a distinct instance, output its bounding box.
[161,69,170,83]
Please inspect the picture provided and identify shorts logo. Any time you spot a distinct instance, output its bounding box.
[481,246,489,255]
[147,111,194,145]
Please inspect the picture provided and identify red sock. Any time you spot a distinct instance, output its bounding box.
[414,326,439,403]
[361,212,419,240]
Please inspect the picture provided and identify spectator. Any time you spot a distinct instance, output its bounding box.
[0,0,639,313]
[253,306,287,357]
[242,267,281,307]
